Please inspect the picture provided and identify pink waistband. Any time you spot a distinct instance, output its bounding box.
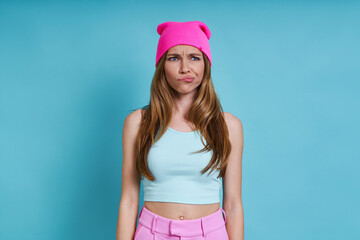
[138,205,227,238]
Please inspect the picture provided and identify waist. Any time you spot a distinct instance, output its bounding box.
[138,204,226,238]
[144,201,220,220]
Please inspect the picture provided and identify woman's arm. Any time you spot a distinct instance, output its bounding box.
[116,202,139,240]
[222,112,245,240]
[116,109,142,240]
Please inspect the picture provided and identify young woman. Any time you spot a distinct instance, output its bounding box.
[116,21,244,240]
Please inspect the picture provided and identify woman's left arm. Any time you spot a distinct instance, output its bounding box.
[222,112,244,240]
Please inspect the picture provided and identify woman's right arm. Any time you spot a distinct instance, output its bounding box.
[116,109,142,240]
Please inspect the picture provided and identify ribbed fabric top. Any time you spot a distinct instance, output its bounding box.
[142,126,222,204]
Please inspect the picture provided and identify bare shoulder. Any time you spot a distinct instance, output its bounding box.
[123,109,143,135]
[223,112,243,134]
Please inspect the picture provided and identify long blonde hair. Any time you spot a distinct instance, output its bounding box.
[134,50,231,182]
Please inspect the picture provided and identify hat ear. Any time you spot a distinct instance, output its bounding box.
[198,22,211,40]
[157,22,173,35]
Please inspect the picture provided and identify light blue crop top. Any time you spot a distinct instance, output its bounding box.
[142,126,222,204]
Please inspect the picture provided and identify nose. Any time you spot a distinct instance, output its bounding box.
[179,59,191,73]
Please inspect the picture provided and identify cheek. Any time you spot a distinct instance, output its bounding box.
[164,65,177,79]
[196,66,205,79]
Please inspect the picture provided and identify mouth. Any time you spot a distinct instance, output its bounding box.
[178,76,194,82]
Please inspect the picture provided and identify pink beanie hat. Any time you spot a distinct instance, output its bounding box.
[155,21,212,67]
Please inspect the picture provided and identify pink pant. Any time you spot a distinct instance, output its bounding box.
[134,205,229,240]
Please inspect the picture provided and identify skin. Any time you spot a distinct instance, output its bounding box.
[162,44,205,130]
[164,45,204,102]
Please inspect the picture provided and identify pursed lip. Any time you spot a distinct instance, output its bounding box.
[178,76,194,81]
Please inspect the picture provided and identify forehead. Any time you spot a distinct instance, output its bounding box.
[167,44,202,54]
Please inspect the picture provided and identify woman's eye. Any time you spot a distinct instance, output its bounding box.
[168,56,200,61]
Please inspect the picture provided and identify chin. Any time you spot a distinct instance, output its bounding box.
[177,87,198,93]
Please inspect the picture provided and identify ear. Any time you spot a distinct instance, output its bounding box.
[197,21,211,40]
[157,22,175,35]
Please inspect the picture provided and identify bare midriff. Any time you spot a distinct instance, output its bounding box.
[144,201,220,220]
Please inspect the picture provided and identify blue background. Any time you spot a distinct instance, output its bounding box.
[1,0,359,239]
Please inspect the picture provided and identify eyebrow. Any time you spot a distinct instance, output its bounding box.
[167,53,202,56]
